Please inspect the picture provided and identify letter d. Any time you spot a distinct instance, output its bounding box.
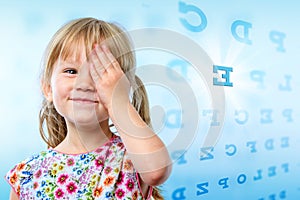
[172,187,186,199]
[231,20,252,45]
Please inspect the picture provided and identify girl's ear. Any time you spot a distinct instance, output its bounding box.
[42,81,53,102]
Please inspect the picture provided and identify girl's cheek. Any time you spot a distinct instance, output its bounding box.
[51,77,74,96]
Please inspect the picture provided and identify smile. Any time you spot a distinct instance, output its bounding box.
[69,98,99,104]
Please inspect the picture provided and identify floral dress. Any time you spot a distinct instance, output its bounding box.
[5,135,153,199]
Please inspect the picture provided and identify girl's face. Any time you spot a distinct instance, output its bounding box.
[46,45,109,129]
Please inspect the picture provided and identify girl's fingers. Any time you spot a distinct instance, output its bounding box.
[101,45,121,71]
[89,62,101,83]
[95,44,113,72]
[90,49,106,77]
[89,44,121,83]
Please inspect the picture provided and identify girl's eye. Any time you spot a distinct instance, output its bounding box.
[64,69,77,74]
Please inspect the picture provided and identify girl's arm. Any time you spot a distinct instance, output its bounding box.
[109,100,172,186]
[10,190,19,200]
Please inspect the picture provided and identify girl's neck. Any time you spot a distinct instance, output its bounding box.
[54,120,113,154]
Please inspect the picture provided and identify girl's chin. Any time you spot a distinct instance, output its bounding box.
[70,120,106,130]
[71,109,108,120]
[66,115,109,129]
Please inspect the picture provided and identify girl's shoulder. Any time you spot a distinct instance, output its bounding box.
[7,149,51,175]
[4,149,53,195]
[6,134,124,176]
[5,134,125,188]
[5,135,151,199]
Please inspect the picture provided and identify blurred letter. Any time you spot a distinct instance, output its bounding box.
[231,20,252,45]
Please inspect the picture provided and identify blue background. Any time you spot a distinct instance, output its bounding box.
[0,0,299,199]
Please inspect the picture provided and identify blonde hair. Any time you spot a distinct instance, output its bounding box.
[39,17,163,199]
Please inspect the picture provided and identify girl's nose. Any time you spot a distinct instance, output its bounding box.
[74,62,95,91]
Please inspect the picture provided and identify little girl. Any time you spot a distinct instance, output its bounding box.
[5,17,172,199]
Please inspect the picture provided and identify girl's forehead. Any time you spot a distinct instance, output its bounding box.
[61,41,90,63]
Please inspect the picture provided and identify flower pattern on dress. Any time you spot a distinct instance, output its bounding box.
[5,135,152,199]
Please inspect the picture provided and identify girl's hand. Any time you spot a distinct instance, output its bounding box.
[89,44,130,112]
[90,46,172,186]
